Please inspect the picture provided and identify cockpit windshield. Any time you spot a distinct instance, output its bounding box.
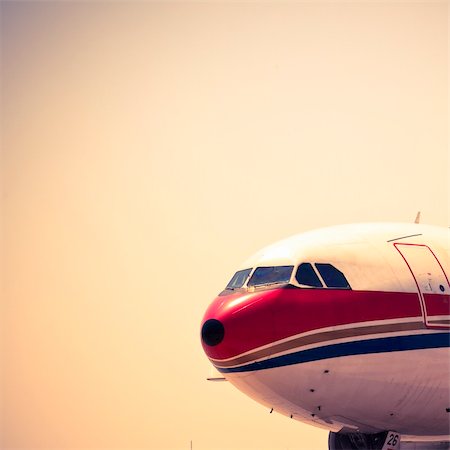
[225,268,252,290]
[247,265,294,287]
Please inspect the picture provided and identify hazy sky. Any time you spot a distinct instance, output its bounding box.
[1,2,448,449]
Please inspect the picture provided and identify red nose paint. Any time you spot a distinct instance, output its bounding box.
[201,287,422,362]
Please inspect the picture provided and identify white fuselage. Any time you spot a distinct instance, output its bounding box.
[201,223,450,441]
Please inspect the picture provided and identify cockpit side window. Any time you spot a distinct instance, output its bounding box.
[226,268,252,290]
[248,265,294,287]
[315,263,351,289]
[296,263,323,287]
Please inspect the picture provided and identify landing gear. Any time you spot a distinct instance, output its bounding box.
[328,431,400,450]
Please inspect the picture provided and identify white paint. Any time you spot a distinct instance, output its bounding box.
[218,223,450,443]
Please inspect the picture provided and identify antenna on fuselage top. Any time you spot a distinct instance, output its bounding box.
[414,211,421,224]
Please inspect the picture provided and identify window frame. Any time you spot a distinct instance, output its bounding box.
[225,268,253,290]
[295,263,324,288]
[314,263,351,289]
[247,265,294,288]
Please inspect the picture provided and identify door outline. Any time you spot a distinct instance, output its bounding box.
[394,243,450,329]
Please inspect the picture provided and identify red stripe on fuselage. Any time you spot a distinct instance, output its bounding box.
[201,287,422,361]
[424,293,450,316]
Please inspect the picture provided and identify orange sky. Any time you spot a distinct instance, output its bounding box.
[1,2,448,449]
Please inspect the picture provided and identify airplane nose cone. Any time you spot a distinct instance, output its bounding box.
[201,319,225,346]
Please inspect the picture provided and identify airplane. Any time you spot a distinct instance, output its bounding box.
[200,222,450,450]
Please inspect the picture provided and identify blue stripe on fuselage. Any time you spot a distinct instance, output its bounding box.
[217,332,450,373]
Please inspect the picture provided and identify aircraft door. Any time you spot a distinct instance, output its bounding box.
[395,243,450,329]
